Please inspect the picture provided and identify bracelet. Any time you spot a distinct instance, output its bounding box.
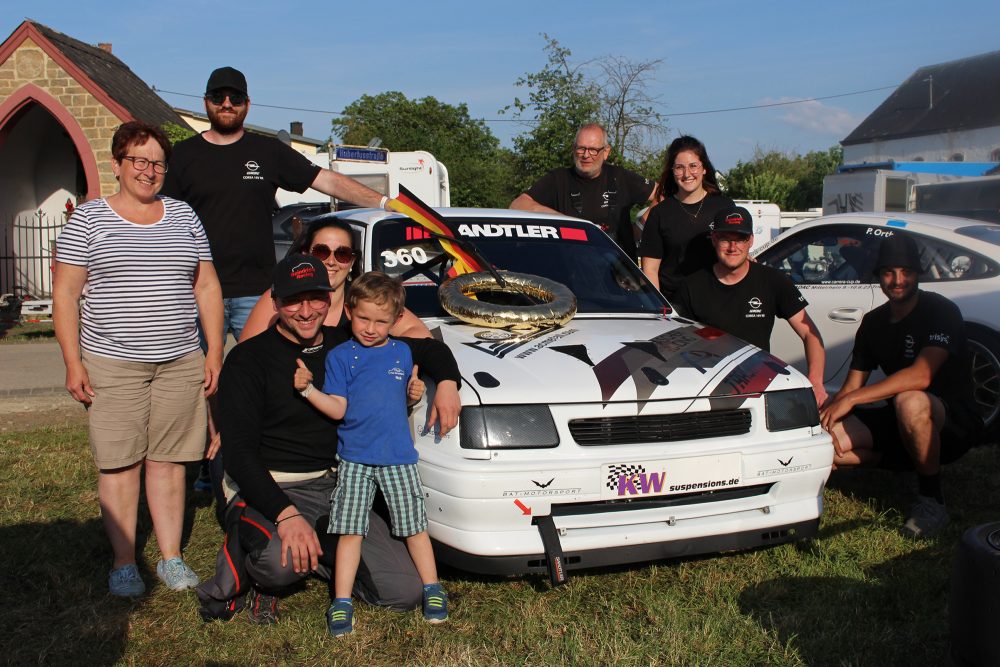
[276,513,303,524]
[378,195,389,209]
[299,383,314,398]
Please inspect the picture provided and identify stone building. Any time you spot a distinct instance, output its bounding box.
[0,20,186,297]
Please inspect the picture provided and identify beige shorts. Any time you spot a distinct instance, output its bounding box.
[82,350,207,470]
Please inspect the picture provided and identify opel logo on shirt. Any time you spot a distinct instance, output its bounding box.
[749,297,762,309]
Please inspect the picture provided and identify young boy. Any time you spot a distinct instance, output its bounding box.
[293,272,456,637]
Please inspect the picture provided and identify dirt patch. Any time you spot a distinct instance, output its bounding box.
[0,394,88,433]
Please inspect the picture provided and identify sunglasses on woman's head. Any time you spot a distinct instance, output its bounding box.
[309,244,357,264]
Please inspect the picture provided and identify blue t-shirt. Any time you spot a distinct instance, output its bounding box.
[323,339,416,465]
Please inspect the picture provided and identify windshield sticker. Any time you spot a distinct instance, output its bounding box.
[455,223,588,241]
[886,219,908,228]
[405,226,432,241]
[711,350,791,396]
[865,227,895,237]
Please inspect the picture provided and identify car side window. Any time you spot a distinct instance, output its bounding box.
[757,225,876,284]
[911,233,998,282]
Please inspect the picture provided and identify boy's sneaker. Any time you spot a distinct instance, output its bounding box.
[193,461,213,493]
[199,594,245,622]
[156,557,200,590]
[247,588,279,625]
[902,495,949,538]
[326,599,354,637]
[422,583,448,624]
[108,564,145,597]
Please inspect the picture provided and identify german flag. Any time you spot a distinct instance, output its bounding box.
[388,185,483,276]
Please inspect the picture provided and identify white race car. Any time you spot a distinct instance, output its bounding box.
[754,212,1000,436]
[325,208,833,583]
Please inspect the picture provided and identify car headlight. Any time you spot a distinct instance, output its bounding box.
[459,405,560,449]
[765,388,819,432]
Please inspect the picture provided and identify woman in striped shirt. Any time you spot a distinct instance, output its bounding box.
[53,121,223,597]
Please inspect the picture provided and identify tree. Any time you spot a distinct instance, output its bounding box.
[332,92,514,208]
[502,35,600,193]
[161,122,195,145]
[503,36,667,191]
[724,146,843,210]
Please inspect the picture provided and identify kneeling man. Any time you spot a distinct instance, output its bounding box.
[819,233,982,538]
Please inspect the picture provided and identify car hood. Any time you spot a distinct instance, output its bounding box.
[428,315,809,405]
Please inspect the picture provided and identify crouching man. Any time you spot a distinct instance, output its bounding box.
[196,254,461,622]
[819,234,983,538]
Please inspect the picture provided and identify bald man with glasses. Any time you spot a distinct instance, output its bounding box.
[510,123,655,261]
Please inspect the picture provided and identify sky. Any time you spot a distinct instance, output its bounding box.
[10,0,1000,171]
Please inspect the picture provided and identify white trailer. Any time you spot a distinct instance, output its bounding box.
[275,145,450,209]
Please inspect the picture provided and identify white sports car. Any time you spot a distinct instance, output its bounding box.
[326,208,832,582]
[753,212,1000,436]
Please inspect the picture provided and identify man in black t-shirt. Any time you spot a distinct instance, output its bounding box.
[196,255,461,623]
[510,123,655,260]
[162,67,388,340]
[820,234,982,539]
[674,206,827,406]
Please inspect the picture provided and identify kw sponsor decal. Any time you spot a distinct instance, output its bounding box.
[606,463,740,497]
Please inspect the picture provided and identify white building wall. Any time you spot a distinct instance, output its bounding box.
[843,126,1000,164]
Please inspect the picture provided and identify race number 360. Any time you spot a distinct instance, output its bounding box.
[381,247,428,268]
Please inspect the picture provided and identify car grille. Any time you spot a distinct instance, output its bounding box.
[568,409,752,445]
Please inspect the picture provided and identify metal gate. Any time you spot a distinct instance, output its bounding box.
[0,212,65,299]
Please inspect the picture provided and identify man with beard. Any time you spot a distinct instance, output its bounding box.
[510,123,655,261]
[163,67,387,340]
[672,206,827,407]
[820,233,982,538]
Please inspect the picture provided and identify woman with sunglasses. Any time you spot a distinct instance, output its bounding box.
[53,121,224,597]
[638,136,733,301]
[240,218,431,341]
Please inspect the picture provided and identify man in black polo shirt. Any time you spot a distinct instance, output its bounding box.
[820,233,982,538]
[510,123,655,260]
[673,206,827,406]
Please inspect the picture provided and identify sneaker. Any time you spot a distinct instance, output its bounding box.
[422,583,448,624]
[326,599,354,637]
[156,557,200,590]
[247,588,279,625]
[199,594,245,622]
[108,563,145,597]
[902,495,949,538]
[193,459,213,492]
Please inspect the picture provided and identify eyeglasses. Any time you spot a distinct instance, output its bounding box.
[279,295,330,312]
[574,145,607,157]
[310,243,357,264]
[672,162,703,175]
[205,90,248,106]
[121,156,168,174]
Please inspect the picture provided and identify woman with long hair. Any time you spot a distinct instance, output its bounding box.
[639,136,733,300]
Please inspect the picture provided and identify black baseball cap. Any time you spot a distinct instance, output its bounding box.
[874,233,923,275]
[271,254,334,299]
[711,206,754,236]
[206,66,248,95]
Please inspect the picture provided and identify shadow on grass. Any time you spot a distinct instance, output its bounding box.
[738,544,954,666]
[0,519,140,666]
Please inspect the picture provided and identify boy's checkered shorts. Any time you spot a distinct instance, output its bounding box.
[328,459,428,537]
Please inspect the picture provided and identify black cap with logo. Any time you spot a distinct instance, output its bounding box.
[271,254,334,299]
[711,206,754,236]
[206,66,248,95]
[874,233,923,275]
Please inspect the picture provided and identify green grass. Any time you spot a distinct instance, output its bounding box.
[0,320,55,343]
[2,425,998,666]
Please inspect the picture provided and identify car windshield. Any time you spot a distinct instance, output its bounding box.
[371,216,668,318]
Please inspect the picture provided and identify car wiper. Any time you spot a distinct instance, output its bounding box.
[417,227,508,289]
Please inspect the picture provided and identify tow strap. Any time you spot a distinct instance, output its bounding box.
[534,515,569,587]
